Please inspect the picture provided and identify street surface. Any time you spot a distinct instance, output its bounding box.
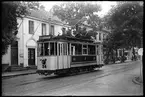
[2,60,143,96]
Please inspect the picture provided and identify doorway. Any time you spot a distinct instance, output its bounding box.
[11,41,18,66]
[28,48,35,66]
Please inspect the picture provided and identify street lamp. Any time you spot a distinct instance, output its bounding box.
[138,48,143,79]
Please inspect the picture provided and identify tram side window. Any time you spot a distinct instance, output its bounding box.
[44,43,50,56]
[76,44,82,55]
[96,45,99,55]
[71,43,82,55]
[63,43,67,55]
[68,43,70,55]
[55,42,57,55]
[71,44,75,55]
[83,45,88,55]
[88,45,96,55]
[58,44,61,55]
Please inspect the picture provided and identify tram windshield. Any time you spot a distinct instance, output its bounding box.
[37,42,57,56]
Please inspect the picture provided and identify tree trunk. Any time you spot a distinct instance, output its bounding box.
[104,48,111,64]
[112,50,116,63]
[122,48,125,62]
[120,48,125,63]
[132,47,137,61]
[115,49,118,62]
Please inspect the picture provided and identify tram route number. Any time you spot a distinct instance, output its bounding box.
[40,59,47,68]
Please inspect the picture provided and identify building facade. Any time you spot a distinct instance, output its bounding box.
[2,9,69,69]
[78,23,110,65]
[2,9,110,70]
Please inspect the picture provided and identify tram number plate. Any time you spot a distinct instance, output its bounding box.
[42,64,47,68]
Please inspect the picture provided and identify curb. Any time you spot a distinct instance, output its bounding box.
[2,72,37,79]
[1,60,135,79]
[132,76,143,85]
[106,60,132,65]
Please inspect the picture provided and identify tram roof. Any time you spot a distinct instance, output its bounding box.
[37,35,97,43]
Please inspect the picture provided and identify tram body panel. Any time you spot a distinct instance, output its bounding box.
[37,56,58,70]
[100,55,104,64]
[36,35,104,75]
[57,42,71,69]
[57,55,71,69]
[70,62,97,67]
[96,55,99,64]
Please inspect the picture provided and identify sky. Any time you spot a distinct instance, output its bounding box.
[40,1,117,17]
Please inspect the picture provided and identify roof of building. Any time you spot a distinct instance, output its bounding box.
[37,35,96,43]
[27,9,66,25]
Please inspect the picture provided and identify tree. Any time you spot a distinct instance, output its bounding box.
[2,1,44,56]
[52,2,102,39]
[21,1,42,10]
[2,1,28,55]
[103,1,143,63]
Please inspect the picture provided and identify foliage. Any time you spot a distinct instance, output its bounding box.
[105,1,143,48]
[103,1,143,64]
[52,2,102,39]
[52,2,101,26]
[2,1,44,55]
[21,1,44,10]
[2,1,29,55]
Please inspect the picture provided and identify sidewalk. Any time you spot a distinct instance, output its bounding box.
[1,60,132,79]
[132,60,143,85]
[2,69,37,79]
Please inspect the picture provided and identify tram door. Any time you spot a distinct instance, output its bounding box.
[58,42,68,69]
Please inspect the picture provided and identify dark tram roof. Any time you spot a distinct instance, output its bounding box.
[37,35,95,43]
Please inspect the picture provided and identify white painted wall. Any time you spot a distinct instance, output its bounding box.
[17,17,67,67]
[17,18,24,66]
[2,45,11,65]
[54,24,63,36]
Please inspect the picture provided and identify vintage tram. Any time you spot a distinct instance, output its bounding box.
[36,35,104,76]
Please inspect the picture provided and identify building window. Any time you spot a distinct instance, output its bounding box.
[95,33,98,40]
[99,33,101,41]
[50,25,54,35]
[62,27,66,35]
[29,20,34,34]
[42,23,46,35]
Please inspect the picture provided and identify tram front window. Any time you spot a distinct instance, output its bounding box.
[44,43,50,56]
[50,42,54,55]
[38,43,44,56]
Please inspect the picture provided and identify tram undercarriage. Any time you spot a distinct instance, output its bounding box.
[37,64,103,76]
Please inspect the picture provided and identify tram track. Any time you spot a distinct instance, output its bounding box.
[27,62,137,95]
[3,61,138,95]
[9,61,135,87]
